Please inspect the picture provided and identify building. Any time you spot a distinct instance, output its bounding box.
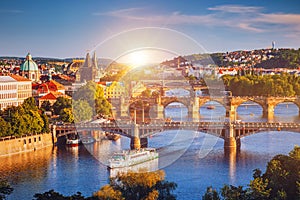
[32,80,65,97]
[99,81,125,99]
[20,53,40,82]
[9,74,32,103]
[0,75,32,110]
[76,52,98,83]
[38,91,71,107]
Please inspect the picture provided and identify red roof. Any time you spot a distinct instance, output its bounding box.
[39,91,71,101]
[9,74,31,81]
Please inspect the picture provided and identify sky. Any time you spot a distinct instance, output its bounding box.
[1,0,300,60]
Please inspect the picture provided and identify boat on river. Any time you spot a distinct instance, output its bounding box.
[206,105,215,110]
[105,132,121,141]
[81,136,95,144]
[66,137,81,147]
[107,148,159,169]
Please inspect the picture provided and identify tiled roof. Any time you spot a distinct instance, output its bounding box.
[39,91,71,100]
[9,74,31,82]
[0,76,17,82]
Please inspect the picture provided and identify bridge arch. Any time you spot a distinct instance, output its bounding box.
[273,100,300,112]
[233,97,265,109]
[274,102,300,122]
[236,100,263,121]
[161,97,190,108]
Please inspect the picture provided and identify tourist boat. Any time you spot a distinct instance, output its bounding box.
[105,132,121,141]
[80,136,95,144]
[66,138,81,147]
[107,148,159,169]
[66,134,81,147]
[206,105,215,110]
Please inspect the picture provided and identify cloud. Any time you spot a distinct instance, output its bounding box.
[92,7,144,17]
[97,5,300,35]
[208,5,263,13]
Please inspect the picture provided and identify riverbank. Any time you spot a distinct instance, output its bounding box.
[0,133,54,157]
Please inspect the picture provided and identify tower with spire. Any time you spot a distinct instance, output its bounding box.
[76,52,98,83]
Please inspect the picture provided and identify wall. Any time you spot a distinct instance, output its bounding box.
[0,133,54,157]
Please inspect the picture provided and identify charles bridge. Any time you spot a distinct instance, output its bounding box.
[111,95,300,122]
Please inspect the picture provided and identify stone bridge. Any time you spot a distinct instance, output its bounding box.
[111,96,300,122]
[53,121,300,151]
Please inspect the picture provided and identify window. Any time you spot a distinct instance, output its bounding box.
[39,137,41,141]
[29,138,31,143]
[34,138,36,142]
[24,139,26,145]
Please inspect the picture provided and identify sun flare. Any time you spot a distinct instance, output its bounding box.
[127,50,149,67]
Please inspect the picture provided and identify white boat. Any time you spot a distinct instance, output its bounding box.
[66,138,81,147]
[109,157,159,177]
[108,148,159,169]
[81,136,95,144]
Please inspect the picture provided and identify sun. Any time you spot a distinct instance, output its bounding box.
[127,50,149,67]
[118,49,151,67]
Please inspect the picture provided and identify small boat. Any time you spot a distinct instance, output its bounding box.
[81,136,95,144]
[105,132,121,141]
[107,148,159,169]
[206,105,215,110]
[66,137,81,147]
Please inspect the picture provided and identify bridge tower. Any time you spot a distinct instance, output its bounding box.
[151,96,164,119]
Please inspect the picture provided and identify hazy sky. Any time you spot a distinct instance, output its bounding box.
[1,0,300,59]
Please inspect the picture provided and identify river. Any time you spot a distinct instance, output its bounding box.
[0,102,300,200]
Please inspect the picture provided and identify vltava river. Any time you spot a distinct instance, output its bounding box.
[0,102,300,200]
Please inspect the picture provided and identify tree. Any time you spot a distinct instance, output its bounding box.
[204,146,300,200]
[0,117,12,137]
[73,81,111,116]
[72,100,93,123]
[60,108,74,123]
[94,170,177,200]
[52,97,72,115]
[22,97,38,111]
[202,186,220,200]
[0,180,13,200]
[41,101,52,112]
[33,190,89,200]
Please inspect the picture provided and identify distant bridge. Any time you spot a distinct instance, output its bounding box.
[112,95,300,122]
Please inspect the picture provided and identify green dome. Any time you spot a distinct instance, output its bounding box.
[20,53,38,71]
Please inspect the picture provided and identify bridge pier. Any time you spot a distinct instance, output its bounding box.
[51,125,57,145]
[263,103,274,122]
[224,123,240,151]
[130,123,141,149]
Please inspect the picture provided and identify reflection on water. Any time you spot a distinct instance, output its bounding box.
[0,104,299,200]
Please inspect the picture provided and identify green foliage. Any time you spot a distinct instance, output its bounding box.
[60,108,74,123]
[94,170,177,200]
[33,190,91,200]
[202,186,220,200]
[73,81,111,116]
[0,117,12,137]
[52,97,72,115]
[40,101,52,112]
[72,100,93,123]
[0,97,50,137]
[22,97,38,111]
[222,74,300,96]
[0,180,13,200]
[204,146,300,200]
